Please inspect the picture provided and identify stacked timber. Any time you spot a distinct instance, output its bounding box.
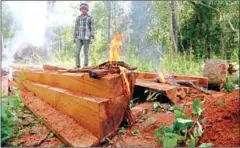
[14,66,135,147]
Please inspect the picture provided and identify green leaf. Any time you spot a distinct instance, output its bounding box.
[173,120,192,133]
[155,125,165,137]
[187,135,196,147]
[199,143,213,147]
[174,107,188,119]
[192,99,202,115]
[176,118,193,124]
[29,122,36,127]
[162,133,181,147]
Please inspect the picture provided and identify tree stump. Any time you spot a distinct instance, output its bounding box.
[203,59,228,89]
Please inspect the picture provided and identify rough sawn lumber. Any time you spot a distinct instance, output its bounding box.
[22,80,110,139]
[134,72,208,87]
[135,79,179,104]
[15,70,123,98]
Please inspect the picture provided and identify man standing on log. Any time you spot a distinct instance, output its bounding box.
[73,3,94,68]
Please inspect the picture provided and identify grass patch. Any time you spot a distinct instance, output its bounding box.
[159,52,204,76]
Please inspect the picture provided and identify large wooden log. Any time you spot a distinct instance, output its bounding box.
[135,79,179,104]
[14,67,135,140]
[203,59,228,88]
[134,72,208,87]
[22,80,110,139]
[15,70,123,98]
[21,79,131,140]
[20,89,100,147]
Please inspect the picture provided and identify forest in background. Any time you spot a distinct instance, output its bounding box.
[2,1,239,75]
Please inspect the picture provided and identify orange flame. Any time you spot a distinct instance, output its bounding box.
[109,33,124,63]
[158,71,167,83]
[109,33,131,96]
[120,66,131,96]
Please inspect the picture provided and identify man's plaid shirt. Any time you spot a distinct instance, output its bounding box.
[73,14,94,40]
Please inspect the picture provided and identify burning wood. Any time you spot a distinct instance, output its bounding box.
[88,68,120,79]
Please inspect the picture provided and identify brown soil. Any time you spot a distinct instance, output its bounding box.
[110,103,175,147]
[199,90,240,146]
[109,88,239,147]
[180,88,239,147]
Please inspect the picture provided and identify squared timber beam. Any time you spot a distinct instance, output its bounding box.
[15,70,123,98]
[134,72,208,87]
[21,80,128,140]
[22,80,109,139]
[135,79,179,104]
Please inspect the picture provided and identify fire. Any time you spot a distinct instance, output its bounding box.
[120,66,131,96]
[158,71,167,83]
[109,33,124,63]
[108,33,131,97]
[157,71,180,87]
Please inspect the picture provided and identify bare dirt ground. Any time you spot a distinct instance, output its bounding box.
[105,88,240,147]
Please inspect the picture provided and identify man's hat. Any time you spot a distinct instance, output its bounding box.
[80,3,89,11]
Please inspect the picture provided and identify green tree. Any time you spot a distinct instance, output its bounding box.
[179,0,239,61]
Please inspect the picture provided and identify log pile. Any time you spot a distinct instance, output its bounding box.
[13,61,136,146]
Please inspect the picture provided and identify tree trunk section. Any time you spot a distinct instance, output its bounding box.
[203,59,228,89]
[169,1,178,54]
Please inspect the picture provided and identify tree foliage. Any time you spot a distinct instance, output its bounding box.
[149,0,239,62]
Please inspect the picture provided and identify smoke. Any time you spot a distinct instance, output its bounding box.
[2,1,79,67]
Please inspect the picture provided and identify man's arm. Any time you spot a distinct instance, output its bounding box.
[73,17,79,42]
[90,17,94,40]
